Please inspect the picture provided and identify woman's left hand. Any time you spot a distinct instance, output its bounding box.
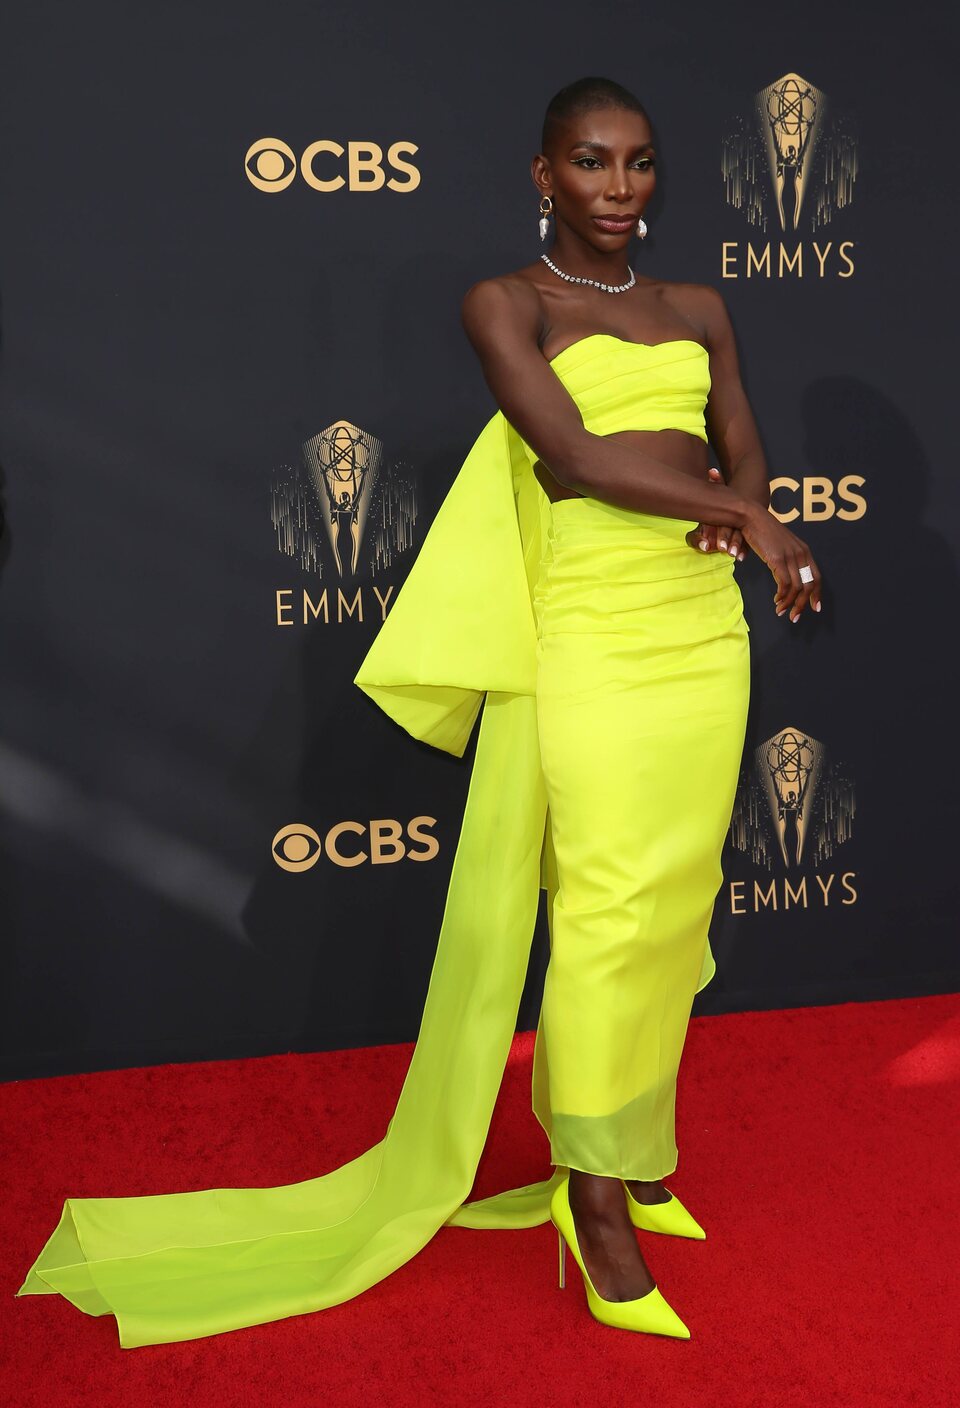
[686,466,747,561]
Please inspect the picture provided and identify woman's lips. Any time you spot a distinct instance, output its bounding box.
[592,215,638,233]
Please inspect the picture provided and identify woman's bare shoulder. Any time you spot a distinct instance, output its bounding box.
[660,278,731,335]
[461,264,548,354]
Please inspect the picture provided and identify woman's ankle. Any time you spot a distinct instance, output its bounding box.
[624,1177,671,1206]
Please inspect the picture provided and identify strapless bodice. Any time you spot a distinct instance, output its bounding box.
[514,334,711,466]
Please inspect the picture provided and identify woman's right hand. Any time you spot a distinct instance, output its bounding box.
[740,504,824,622]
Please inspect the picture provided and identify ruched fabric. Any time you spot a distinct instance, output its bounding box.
[17,337,749,1346]
[517,333,712,463]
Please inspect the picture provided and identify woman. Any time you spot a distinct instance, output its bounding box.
[17,76,821,1348]
[453,74,821,1337]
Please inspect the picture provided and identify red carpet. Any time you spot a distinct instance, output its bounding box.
[2,993,958,1407]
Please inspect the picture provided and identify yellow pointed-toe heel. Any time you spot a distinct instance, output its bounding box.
[622,1182,707,1240]
[549,1175,691,1338]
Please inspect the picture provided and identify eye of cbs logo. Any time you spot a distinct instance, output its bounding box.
[273,818,438,871]
[245,138,420,193]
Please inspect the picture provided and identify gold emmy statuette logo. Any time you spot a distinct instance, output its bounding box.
[271,818,439,870]
[271,419,418,628]
[308,419,380,579]
[761,726,823,867]
[721,72,858,279]
[760,74,824,233]
[728,725,857,914]
[244,139,421,192]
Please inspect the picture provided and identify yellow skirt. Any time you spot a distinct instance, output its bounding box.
[530,496,750,1181]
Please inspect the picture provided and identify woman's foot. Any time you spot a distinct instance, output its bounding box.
[568,1169,656,1302]
[623,1177,672,1207]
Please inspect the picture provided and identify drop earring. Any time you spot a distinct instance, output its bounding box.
[636,215,648,239]
[539,195,553,242]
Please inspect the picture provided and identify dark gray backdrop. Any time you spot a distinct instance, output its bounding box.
[1,0,956,1079]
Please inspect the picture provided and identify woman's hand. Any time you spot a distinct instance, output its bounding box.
[685,468,823,622]
[685,466,747,561]
[740,503,823,621]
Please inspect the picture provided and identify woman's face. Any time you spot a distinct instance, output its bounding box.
[534,106,656,248]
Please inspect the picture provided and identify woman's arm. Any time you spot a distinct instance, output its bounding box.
[686,283,772,560]
[460,276,755,529]
[461,276,823,621]
[702,286,771,511]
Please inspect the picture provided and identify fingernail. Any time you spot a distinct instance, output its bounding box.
[776,607,786,616]
[719,539,727,550]
[791,616,799,623]
[738,551,745,561]
[728,546,737,556]
[699,539,708,551]
[814,601,821,612]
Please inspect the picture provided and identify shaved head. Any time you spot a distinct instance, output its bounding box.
[541,76,651,156]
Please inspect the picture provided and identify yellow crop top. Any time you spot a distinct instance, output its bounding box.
[516,333,711,466]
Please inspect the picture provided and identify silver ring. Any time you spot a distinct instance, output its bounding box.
[799,565,814,585]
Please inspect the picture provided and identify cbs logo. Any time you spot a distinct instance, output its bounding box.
[272,818,438,871]
[769,475,866,523]
[245,138,420,193]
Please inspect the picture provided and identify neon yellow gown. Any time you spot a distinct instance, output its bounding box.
[16,334,750,1347]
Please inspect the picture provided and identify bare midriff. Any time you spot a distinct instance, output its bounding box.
[533,427,712,504]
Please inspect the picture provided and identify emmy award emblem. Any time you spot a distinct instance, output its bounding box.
[761,728,825,868]
[722,70,856,238]
[761,76,822,231]
[271,415,418,584]
[304,420,381,580]
[729,725,856,874]
[756,72,826,232]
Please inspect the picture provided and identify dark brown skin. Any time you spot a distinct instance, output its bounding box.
[461,104,826,1303]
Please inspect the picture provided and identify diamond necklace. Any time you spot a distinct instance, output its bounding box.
[540,252,635,294]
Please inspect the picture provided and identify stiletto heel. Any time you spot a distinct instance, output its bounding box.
[622,1182,707,1240]
[549,1174,691,1337]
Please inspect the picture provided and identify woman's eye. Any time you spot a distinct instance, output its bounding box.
[573,156,655,170]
